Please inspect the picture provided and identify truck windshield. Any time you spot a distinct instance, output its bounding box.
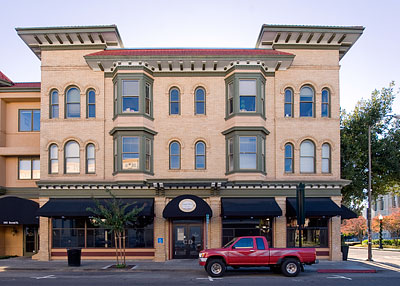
[223,238,237,248]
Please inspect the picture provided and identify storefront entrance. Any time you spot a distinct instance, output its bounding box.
[173,220,203,259]
[24,226,39,256]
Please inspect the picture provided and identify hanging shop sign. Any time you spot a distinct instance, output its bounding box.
[179,199,197,213]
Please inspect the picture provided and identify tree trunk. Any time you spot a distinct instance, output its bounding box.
[118,231,123,265]
[114,231,119,265]
[123,229,126,265]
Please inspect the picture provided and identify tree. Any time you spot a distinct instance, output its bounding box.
[87,190,144,267]
[341,216,367,241]
[341,82,400,207]
[373,211,400,246]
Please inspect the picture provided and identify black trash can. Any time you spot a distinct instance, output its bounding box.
[341,245,349,261]
[67,248,81,266]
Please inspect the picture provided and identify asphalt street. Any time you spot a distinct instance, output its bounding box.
[0,268,399,286]
[0,248,399,285]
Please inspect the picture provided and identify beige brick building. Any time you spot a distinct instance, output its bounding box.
[0,24,363,261]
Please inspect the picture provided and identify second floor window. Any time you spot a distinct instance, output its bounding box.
[86,144,95,173]
[300,86,314,117]
[195,88,206,115]
[49,144,58,174]
[321,143,331,173]
[50,90,59,119]
[239,136,257,169]
[300,140,315,173]
[195,141,206,169]
[285,143,294,173]
[169,141,181,169]
[122,137,140,170]
[169,88,180,115]
[19,109,40,131]
[66,87,81,118]
[145,83,151,116]
[87,89,96,118]
[19,157,40,180]
[228,82,234,115]
[239,80,256,112]
[65,141,80,173]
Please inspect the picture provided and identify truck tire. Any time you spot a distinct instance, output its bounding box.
[281,258,300,277]
[206,259,226,277]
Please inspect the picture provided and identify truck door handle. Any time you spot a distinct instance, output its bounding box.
[249,250,255,252]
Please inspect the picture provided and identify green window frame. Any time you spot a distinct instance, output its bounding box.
[110,127,156,175]
[18,157,40,180]
[222,127,269,174]
[112,74,154,120]
[225,73,266,120]
[19,109,40,132]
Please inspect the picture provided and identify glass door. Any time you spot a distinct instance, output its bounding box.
[24,226,38,257]
[173,222,203,259]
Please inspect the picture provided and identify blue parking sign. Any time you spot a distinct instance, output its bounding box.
[157,237,163,244]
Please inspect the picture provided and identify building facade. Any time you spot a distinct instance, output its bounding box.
[0,24,363,261]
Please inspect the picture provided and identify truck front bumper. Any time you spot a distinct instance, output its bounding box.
[199,258,207,266]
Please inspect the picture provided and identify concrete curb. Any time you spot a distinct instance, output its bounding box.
[350,246,400,252]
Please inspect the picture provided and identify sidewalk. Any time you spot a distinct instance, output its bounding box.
[0,257,381,273]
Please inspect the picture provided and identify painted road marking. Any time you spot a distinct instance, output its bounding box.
[327,275,352,280]
[196,276,223,281]
[101,264,113,270]
[32,275,56,280]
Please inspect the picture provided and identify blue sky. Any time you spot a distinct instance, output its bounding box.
[1,0,399,114]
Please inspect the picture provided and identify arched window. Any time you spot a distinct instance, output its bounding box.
[86,144,95,173]
[169,141,181,169]
[50,90,59,119]
[87,89,96,118]
[285,143,294,173]
[321,89,330,117]
[195,88,206,115]
[322,143,331,173]
[49,144,58,174]
[169,88,180,115]
[300,140,315,173]
[284,88,293,117]
[195,141,206,169]
[65,87,80,118]
[65,141,80,173]
[300,86,314,117]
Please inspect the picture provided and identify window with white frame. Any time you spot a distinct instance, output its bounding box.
[50,90,59,119]
[285,143,294,173]
[321,143,331,173]
[122,80,139,113]
[49,144,58,174]
[239,80,257,112]
[122,137,140,170]
[300,140,315,173]
[86,144,95,173]
[65,141,80,173]
[284,88,293,117]
[239,136,257,169]
[321,89,330,117]
[195,141,206,169]
[300,86,314,117]
[65,87,81,118]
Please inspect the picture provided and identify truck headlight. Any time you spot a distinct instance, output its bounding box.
[199,253,206,258]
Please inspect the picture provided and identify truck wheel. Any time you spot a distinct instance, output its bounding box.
[281,258,300,277]
[206,259,226,277]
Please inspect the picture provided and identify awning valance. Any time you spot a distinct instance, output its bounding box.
[221,198,282,218]
[341,205,358,219]
[36,198,153,217]
[286,198,342,217]
[0,196,39,225]
[162,195,212,219]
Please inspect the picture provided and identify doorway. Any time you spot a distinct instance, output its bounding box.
[24,226,38,257]
[172,220,203,259]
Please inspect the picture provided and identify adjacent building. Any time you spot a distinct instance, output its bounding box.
[0,24,363,261]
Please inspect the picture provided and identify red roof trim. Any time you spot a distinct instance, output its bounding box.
[86,48,294,57]
[1,82,41,88]
[0,71,13,84]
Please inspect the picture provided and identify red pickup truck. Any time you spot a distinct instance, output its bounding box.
[199,236,317,277]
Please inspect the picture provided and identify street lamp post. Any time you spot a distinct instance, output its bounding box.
[379,214,383,249]
[367,114,400,261]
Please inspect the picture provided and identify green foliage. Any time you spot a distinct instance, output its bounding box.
[341,82,400,207]
[86,189,144,234]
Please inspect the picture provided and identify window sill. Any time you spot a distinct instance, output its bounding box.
[225,170,266,175]
[225,113,266,121]
[113,113,154,121]
[112,170,154,176]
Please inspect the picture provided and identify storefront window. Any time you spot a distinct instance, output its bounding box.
[52,217,154,248]
[222,218,273,247]
[286,218,328,248]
